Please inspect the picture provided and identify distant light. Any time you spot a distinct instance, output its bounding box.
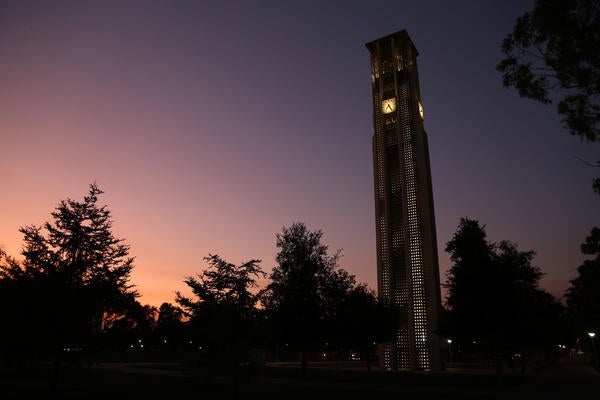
[588,332,596,338]
[447,339,452,344]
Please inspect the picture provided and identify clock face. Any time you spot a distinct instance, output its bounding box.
[382,98,396,114]
[418,101,424,120]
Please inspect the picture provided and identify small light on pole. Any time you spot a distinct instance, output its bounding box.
[588,332,596,360]
[447,339,452,363]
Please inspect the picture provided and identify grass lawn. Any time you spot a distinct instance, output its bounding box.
[1,358,596,400]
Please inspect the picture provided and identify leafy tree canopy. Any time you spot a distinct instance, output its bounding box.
[444,218,561,356]
[0,184,138,360]
[565,227,600,334]
[264,222,355,334]
[262,223,360,367]
[19,184,137,309]
[177,254,265,318]
[176,254,265,375]
[497,0,600,142]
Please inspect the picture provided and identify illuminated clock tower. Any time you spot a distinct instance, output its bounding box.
[366,30,441,370]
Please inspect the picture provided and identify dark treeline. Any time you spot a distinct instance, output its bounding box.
[0,185,393,383]
[441,218,599,372]
[441,218,560,373]
[0,185,598,384]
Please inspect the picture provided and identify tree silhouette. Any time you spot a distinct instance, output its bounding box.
[332,284,398,371]
[444,219,495,346]
[0,184,138,388]
[497,0,600,142]
[444,218,561,372]
[176,254,265,381]
[155,302,186,350]
[100,301,156,353]
[497,0,600,193]
[0,248,37,363]
[565,227,600,340]
[263,222,357,372]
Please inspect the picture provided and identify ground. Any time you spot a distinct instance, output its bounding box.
[1,357,597,400]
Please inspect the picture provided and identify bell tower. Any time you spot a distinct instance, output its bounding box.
[366,30,441,370]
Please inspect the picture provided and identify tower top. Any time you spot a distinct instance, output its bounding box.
[365,29,419,57]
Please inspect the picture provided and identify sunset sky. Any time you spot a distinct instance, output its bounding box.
[1,0,598,307]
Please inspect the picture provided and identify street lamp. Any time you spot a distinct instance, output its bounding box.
[447,339,453,363]
[587,332,596,361]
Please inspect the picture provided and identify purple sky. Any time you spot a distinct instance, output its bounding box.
[1,0,598,307]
